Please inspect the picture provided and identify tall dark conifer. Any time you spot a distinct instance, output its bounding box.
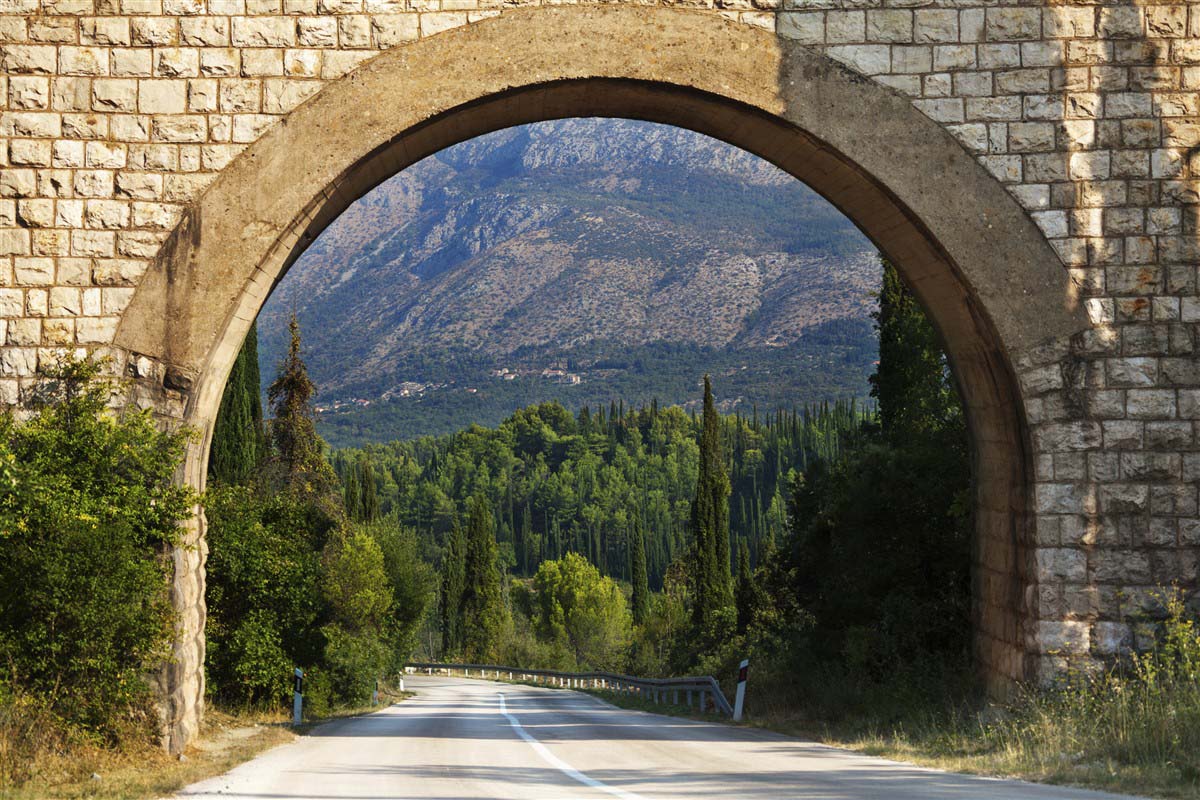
[266,315,338,498]
[460,496,506,661]
[360,460,379,521]
[209,322,265,485]
[343,466,361,519]
[690,375,732,628]
[735,537,755,635]
[440,522,466,657]
[630,520,649,626]
[870,258,961,441]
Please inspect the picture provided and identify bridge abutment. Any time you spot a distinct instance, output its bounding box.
[2,1,1197,752]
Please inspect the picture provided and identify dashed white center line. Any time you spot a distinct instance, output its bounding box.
[498,692,651,800]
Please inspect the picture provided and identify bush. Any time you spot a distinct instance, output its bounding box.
[0,358,194,742]
[319,625,391,707]
[204,485,332,706]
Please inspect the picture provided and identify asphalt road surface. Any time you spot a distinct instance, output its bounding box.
[176,675,1142,800]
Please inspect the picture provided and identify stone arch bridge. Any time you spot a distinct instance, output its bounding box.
[1,0,1198,753]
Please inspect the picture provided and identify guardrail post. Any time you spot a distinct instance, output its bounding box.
[733,659,749,721]
[292,667,304,726]
[686,689,693,708]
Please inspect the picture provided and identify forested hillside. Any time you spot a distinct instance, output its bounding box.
[332,398,867,590]
[257,118,879,444]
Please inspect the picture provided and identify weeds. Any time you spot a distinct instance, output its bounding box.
[772,592,1200,798]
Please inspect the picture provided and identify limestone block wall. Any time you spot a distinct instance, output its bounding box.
[0,0,1197,752]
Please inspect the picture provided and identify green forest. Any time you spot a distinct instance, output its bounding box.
[178,258,971,718]
[331,393,867,590]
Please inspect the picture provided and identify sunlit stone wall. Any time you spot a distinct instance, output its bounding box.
[1,0,1197,752]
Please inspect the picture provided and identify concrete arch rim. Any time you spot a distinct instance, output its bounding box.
[112,7,1093,740]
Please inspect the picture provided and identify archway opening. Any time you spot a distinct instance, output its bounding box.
[112,9,1091,747]
[194,95,1022,714]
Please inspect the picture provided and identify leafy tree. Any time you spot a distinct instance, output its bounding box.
[690,375,732,628]
[459,496,507,661]
[323,529,392,631]
[205,486,330,705]
[364,515,436,659]
[630,520,650,627]
[209,322,266,486]
[0,358,194,738]
[532,553,630,669]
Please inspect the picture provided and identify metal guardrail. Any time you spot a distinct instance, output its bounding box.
[406,661,735,717]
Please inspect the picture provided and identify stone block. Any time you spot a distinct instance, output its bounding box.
[1100,483,1149,514]
[986,8,1040,42]
[231,17,294,48]
[1127,389,1176,419]
[1036,483,1097,515]
[1035,620,1090,655]
[1092,622,1132,656]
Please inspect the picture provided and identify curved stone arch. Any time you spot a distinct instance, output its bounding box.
[114,6,1090,749]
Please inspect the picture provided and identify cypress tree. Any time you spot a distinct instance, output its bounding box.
[870,258,961,441]
[208,322,265,485]
[630,519,649,626]
[343,466,361,520]
[690,375,732,628]
[440,522,466,657]
[361,460,379,521]
[519,502,532,575]
[735,537,755,635]
[460,495,506,661]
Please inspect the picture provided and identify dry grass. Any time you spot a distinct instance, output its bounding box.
[0,695,410,800]
[744,708,1198,800]
[0,708,295,800]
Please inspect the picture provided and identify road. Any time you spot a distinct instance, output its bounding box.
[176,675,1141,800]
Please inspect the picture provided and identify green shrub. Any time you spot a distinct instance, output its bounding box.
[204,485,332,707]
[320,625,390,706]
[0,358,194,742]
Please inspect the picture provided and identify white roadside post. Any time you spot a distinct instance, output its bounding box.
[293,667,304,726]
[733,659,749,722]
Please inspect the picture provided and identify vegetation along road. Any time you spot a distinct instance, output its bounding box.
[174,676,1141,800]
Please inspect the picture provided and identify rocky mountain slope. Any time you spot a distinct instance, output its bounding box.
[257,119,880,444]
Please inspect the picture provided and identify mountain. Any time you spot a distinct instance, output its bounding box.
[257,119,880,447]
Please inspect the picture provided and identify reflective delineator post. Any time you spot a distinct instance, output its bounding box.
[372,679,379,706]
[292,667,304,726]
[733,659,749,722]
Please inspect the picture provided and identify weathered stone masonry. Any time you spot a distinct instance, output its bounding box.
[1,0,1198,754]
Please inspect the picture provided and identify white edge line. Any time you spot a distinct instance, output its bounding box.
[499,692,650,800]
